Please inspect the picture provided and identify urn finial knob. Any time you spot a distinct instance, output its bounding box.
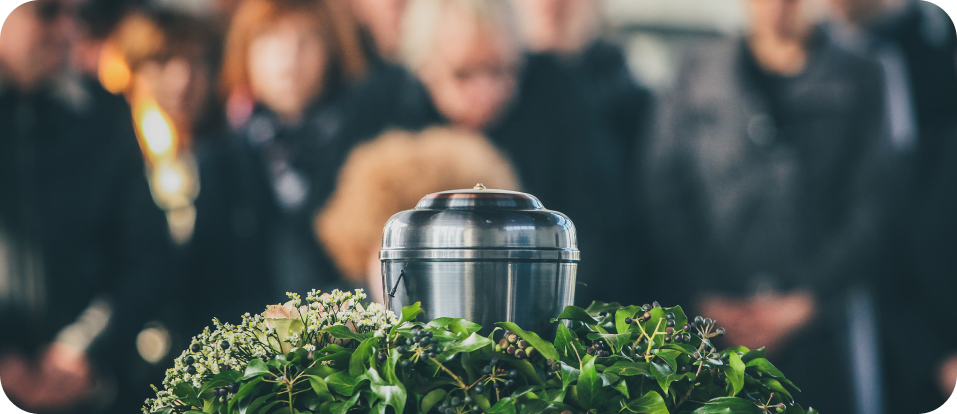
[474,183,486,190]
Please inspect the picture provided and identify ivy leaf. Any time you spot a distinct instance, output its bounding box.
[518,399,550,414]
[307,375,334,402]
[721,352,745,396]
[622,391,669,414]
[486,397,517,414]
[760,378,793,401]
[427,318,482,335]
[654,349,680,372]
[576,355,601,410]
[349,337,377,376]
[325,371,359,396]
[227,377,263,414]
[605,361,651,377]
[560,362,580,391]
[390,302,424,338]
[330,392,362,414]
[690,397,764,414]
[322,325,373,343]
[584,301,623,315]
[742,348,766,363]
[650,360,676,395]
[437,332,493,362]
[239,394,271,414]
[552,306,599,325]
[242,359,270,380]
[611,379,630,399]
[363,367,406,414]
[746,358,800,391]
[615,306,643,334]
[554,324,585,361]
[496,322,560,362]
[421,389,447,413]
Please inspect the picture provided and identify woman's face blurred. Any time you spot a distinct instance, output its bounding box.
[748,0,808,41]
[247,13,328,123]
[137,56,211,134]
[419,11,521,132]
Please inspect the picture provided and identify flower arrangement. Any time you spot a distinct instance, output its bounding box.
[144,290,817,414]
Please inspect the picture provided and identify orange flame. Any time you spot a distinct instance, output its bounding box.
[133,94,178,164]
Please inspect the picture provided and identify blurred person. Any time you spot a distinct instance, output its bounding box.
[642,0,889,411]
[206,0,367,308]
[510,0,653,168]
[346,0,407,64]
[338,0,635,306]
[826,1,957,410]
[0,1,173,413]
[315,127,521,303]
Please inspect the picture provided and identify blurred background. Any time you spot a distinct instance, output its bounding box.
[1,0,955,413]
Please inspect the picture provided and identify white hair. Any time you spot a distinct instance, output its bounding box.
[399,0,523,72]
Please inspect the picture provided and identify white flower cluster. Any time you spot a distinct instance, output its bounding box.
[144,289,397,413]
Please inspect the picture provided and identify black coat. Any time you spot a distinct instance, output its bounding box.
[183,97,355,332]
[338,55,635,306]
[0,77,173,411]
[642,34,888,413]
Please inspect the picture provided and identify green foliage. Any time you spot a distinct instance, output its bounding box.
[146,299,811,414]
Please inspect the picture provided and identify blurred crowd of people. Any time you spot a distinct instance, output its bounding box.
[0,0,955,413]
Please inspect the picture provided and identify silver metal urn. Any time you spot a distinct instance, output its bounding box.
[380,184,578,335]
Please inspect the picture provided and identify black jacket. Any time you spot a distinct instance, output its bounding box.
[339,55,635,306]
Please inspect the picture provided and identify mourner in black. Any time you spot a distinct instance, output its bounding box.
[642,0,889,410]
[338,0,631,306]
[0,3,173,413]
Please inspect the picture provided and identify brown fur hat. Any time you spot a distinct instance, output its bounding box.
[315,127,521,282]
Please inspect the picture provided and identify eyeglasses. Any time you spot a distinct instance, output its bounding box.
[35,0,76,22]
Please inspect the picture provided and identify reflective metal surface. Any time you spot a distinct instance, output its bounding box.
[380,186,578,335]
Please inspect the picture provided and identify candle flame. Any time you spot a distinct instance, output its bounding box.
[133,96,178,163]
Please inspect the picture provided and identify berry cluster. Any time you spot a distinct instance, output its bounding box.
[494,332,536,359]
[211,382,238,401]
[585,341,611,357]
[479,358,520,392]
[394,326,440,368]
[437,393,479,414]
[544,358,560,380]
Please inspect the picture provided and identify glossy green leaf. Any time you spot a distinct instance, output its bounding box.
[552,306,599,325]
[622,391,670,414]
[486,397,517,414]
[577,355,601,410]
[227,377,263,414]
[691,397,764,414]
[554,323,585,361]
[427,318,482,334]
[560,362,580,391]
[325,371,359,396]
[307,375,334,402]
[495,322,560,362]
[615,306,643,334]
[349,338,377,376]
[321,325,373,343]
[605,361,652,377]
[239,394,271,414]
[584,301,623,314]
[420,389,447,413]
[330,392,361,414]
[437,332,493,362]
[745,358,799,390]
[655,350,680,372]
[242,359,271,380]
[363,367,406,414]
[760,378,793,401]
[720,352,745,396]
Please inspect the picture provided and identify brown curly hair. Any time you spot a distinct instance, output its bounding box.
[315,127,521,283]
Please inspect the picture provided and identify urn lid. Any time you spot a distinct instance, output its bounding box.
[380,185,579,261]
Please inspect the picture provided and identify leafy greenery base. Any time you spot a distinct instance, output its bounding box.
[144,290,817,414]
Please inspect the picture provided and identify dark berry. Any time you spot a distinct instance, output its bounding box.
[683,324,692,331]
[227,382,239,393]
[220,341,230,350]
[641,304,651,311]
[425,331,434,338]
[406,338,415,346]
[551,363,561,371]
[642,312,651,321]
[545,371,555,379]
[546,358,554,365]
[665,312,675,320]
[666,320,675,327]
[429,352,438,359]
[664,336,672,343]
[684,334,692,343]
[472,406,482,413]
[666,327,674,335]
[693,352,701,359]
[482,365,492,374]
[585,347,595,355]
[716,327,726,337]
[430,343,440,352]
[377,353,387,362]
[185,356,195,365]
[463,396,473,404]
[451,397,462,406]
[398,345,410,353]
[399,360,411,368]
[504,379,515,388]
[474,384,485,394]
[191,344,201,352]
[490,357,499,366]
[214,388,222,397]
[704,318,713,326]
[187,365,197,375]
[507,370,518,379]
[442,400,451,408]
[624,317,633,324]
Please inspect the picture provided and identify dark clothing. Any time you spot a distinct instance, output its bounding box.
[339,55,633,306]
[183,97,354,331]
[643,34,888,413]
[0,77,173,411]
[570,41,654,171]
